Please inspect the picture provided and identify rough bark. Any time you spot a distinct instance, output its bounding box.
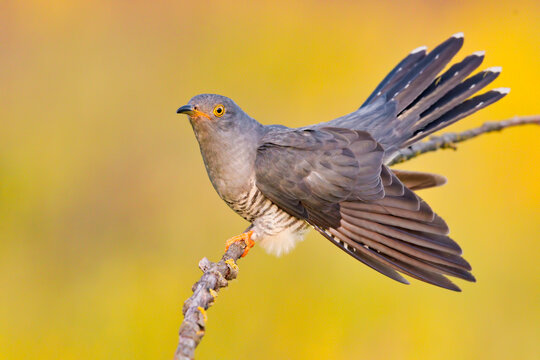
[174,241,247,360]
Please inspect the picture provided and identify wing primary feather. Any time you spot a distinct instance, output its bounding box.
[311,224,410,284]
[341,209,449,235]
[330,227,462,291]
[341,201,435,222]
[338,220,471,273]
[336,215,461,254]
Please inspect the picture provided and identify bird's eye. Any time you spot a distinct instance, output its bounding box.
[213,105,225,117]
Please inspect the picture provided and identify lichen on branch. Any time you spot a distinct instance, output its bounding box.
[174,241,247,360]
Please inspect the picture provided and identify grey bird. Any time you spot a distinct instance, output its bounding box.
[177,33,509,291]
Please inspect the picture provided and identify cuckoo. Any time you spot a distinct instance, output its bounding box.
[176,33,509,291]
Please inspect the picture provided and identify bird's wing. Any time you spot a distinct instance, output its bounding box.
[255,127,474,291]
[255,127,385,228]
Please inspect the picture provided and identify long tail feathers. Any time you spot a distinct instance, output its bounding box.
[395,51,486,135]
[389,33,465,114]
[405,87,509,146]
[361,46,428,108]
[363,33,508,151]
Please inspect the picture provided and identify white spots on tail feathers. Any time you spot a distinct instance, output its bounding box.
[474,88,510,109]
[494,87,511,94]
[258,225,309,256]
[472,50,485,57]
[486,66,502,73]
[411,45,427,54]
[452,32,465,39]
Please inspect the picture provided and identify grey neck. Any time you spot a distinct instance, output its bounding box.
[191,116,265,202]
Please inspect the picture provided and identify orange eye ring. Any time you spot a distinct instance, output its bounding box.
[213,105,225,117]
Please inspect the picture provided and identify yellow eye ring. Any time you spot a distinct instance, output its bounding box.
[213,104,225,117]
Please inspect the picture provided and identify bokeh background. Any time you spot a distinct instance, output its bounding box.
[1,0,539,359]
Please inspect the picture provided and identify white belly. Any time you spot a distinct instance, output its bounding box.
[256,224,310,256]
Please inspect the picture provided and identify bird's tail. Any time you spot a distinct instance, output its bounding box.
[361,33,509,152]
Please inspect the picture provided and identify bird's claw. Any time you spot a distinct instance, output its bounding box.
[225,230,255,257]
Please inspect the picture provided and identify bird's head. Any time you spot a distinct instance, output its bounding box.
[176,94,244,129]
[177,93,263,152]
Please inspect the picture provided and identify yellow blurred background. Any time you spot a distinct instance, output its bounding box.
[1,0,539,359]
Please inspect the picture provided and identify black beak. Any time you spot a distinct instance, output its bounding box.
[176,104,195,115]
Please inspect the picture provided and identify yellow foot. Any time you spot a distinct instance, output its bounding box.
[225,230,255,257]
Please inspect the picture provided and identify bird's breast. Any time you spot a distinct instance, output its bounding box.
[222,181,310,256]
[224,182,307,231]
[222,181,267,222]
[197,136,256,204]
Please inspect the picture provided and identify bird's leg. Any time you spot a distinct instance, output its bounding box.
[225,230,255,257]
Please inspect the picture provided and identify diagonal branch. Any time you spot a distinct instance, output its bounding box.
[387,115,540,166]
[174,115,539,359]
[174,241,248,360]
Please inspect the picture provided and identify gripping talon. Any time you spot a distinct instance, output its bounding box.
[225,230,255,257]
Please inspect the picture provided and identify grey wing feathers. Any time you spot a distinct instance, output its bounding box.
[324,167,473,291]
[255,128,474,291]
[255,127,385,228]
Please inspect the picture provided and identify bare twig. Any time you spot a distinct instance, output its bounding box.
[174,115,539,359]
[174,241,248,360]
[387,115,540,166]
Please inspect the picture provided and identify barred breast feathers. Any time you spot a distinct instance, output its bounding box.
[223,181,310,256]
